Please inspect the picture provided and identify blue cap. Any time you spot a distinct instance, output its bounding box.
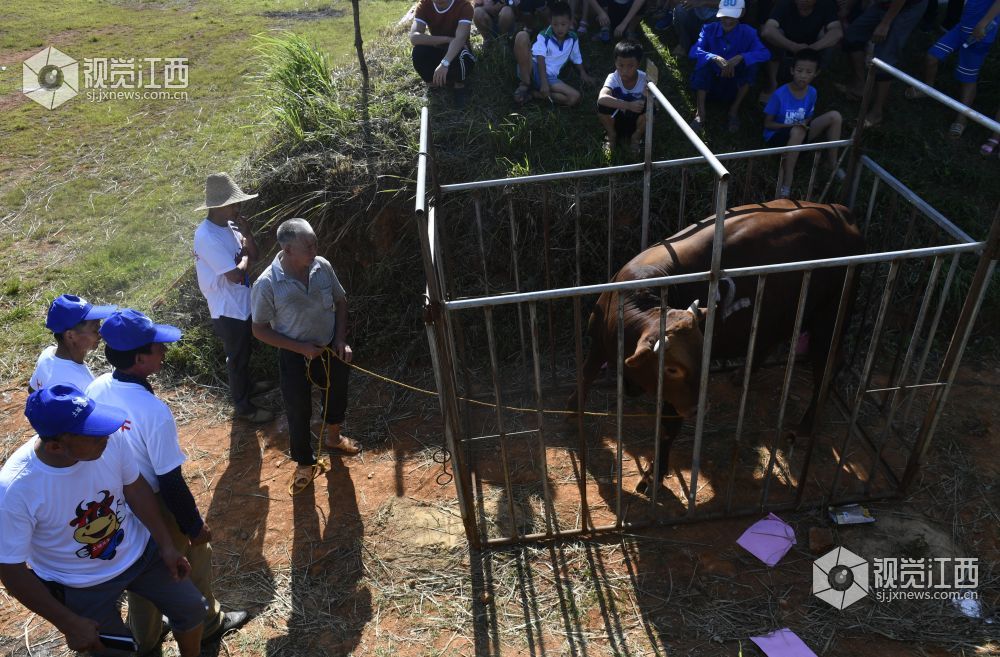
[99,309,182,351]
[45,295,117,333]
[25,384,128,439]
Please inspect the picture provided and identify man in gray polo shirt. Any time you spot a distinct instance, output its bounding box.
[250,218,360,493]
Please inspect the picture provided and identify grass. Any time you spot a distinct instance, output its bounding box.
[0,0,413,382]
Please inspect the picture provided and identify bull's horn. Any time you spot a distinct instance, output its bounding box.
[688,299,700,315]
[652,336,670,353]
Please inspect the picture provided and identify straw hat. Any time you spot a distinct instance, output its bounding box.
[196,172,259,211]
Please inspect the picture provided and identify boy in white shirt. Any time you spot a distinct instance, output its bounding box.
[513,1,595,106]
[597,40,650,153]
[29,294,116,392]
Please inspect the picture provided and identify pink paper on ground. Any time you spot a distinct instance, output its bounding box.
[736,513,796,566]
[750,628,817,657]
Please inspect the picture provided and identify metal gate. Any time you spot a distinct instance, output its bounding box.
[415,58,1000,549]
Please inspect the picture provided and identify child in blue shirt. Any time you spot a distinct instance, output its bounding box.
[689,0,771,134]
[905,0,1000,138]
[597,40,650,153]
[514,1,595,105]
[762,48,842,198]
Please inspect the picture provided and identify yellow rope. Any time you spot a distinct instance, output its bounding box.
[314,346,675,420]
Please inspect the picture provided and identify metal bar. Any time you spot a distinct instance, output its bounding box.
[725,274,767,514]
[572,292,592,531]
[480,490,901,547]
[641,91,655,251]
[542,189,557,386]
[650,287,668,507]
[862,176,880,240]
[866,255,945,495]
[902,253,961,427]
[842,54,877,207]
[443,242,982,310]
[678,168,688,231]
[828,261,901,502]
[647,81,730,180]
[474,194,490,294]
[760,271,811,509]
[527,302,555,536]
[901,203,1000,491]
[774,157,783,200]
[415,106,429,216]
[508,195,529,381]
[616,296,626,526]
[608,177,615,282]
[871,58,1000,134]
[794,265,857,508]
[860,156,976,244]
[483,306,520,541]
[687,176,728,514]
[438,141,851,194]
[806,150,820,201]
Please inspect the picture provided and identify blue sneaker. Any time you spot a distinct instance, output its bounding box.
[597,26,610,42]
[655,13,673,29]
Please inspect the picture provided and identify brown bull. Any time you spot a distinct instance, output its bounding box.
[568,199,865,494]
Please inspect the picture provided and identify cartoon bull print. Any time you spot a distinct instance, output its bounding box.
[69,490,125,560]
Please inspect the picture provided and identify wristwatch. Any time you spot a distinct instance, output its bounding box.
[441,58,450,67]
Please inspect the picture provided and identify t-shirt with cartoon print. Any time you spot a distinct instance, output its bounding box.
[0,435,148,587]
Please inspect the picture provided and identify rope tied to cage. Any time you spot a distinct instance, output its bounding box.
[315,350,680,419]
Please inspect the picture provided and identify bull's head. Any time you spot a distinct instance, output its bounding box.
[624,301,706,417]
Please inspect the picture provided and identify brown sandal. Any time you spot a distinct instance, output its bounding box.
[325,435,361,455]
[288,462,327,496]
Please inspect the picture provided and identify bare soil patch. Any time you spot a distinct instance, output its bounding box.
[0,359,997,656]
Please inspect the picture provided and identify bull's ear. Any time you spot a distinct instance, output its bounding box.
[624,341,652,369]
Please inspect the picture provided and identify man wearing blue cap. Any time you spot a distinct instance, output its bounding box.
[0,384,206,656]
[86,309,249,652]
[29,294,117,392]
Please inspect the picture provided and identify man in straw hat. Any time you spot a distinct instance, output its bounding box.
[250,218,361,494]
[193,172,273,424]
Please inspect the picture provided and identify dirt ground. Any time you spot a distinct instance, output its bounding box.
[0,357,997,657]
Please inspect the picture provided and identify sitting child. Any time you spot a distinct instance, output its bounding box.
[762,48,842,198]
[514,1,595,105]
[587,0,648,41]
[597,40,650,153]
[904,0,1000,138]
[689,0,770,134]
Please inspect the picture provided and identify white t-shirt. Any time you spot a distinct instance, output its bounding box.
[0,436,149,587]
[86,374,186,493]
[193,218,252,320]
[531,28,583,79]
[29,345,95,392]
[602,69,648,103]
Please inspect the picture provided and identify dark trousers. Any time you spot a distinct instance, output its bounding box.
[278,346,350,466]
[412,44,476,84]
[211,316,254,415]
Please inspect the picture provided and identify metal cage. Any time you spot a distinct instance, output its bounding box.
[416,58,1000,549]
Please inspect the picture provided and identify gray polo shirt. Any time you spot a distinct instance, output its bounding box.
[251,253,347,346]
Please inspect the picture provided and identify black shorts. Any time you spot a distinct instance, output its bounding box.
[518,0,549,12]
[766,128,792,147]
[599,0,637,28]
[412,45,476,84]
[598,103,646,136]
